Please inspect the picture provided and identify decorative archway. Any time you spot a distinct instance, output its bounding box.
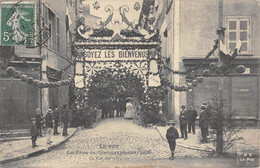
[72,43,166,126]
[71,0,167,126]
[86,68,145,118]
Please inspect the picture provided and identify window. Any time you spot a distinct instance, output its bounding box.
[42,4,48,28]
[48,9,56,51]
[41,4,60,53]
[56,17,60,53]
[226,16,250,54]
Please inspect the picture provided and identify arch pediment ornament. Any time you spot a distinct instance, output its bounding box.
[76,0,158,41]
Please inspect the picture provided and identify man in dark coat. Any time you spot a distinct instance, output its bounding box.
[199,105,209,143]
[53,107,60,135]
[166,120,179,160]
[62,105,69,136]
[179,105,188,140]
[187,105,198,134]
[30,118,38,148]
[118,97,126,117]
[107,98,114,118]
[115,98,121,117]
[202,102,210,136]
[100,101,108,119]
[35,108,43,136]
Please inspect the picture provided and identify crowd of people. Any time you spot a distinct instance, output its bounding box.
[166,102,210,160]
[30,100,210,158]
[100,97,126,119]
[99,96,141,120]
[30,105,70,148]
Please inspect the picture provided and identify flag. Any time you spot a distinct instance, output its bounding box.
[219,38,242,65]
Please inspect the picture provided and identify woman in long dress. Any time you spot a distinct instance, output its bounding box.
[124,99,135,119]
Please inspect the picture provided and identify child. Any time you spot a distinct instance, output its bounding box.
[30,118,38,148]
[166,120,179,160]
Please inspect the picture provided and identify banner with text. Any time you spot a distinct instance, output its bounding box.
[82,49,148,61]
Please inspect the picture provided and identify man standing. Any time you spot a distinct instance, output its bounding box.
[187,105,198,134]
[179,105,188,140]
[115,98,121,117]
[199,105,209,143]
[62,105,69,136]
[35,108,43,136]
[203,102,210,136]
[53,107,60,135]
[100,100,108,119]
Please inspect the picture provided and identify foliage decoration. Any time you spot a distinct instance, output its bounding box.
[21,74,28,82]
[27,77,34,84]
[14,71,22,78]
[208,95,244,154]
[6,66,16,76]
[33,80,40,86]
[209,62,218,71]
[236,65,246,74]
[202,70,210,77]
[196,76,204,83]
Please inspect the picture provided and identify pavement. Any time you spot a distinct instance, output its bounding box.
[155,126,215,152]
[0,126,80,164]
[0,118,259,167]
[154,125,260,155]
[1,118,212,168]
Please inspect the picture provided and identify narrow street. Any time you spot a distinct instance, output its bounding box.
[2,118,218,168]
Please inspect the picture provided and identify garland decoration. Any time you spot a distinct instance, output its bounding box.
[162,38,219,76]
[159,39,219,91]
[5,66,72,88]
[189,39,219,73]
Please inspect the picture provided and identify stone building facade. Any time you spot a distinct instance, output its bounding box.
[157,0,260,124]
[0,0,77,129]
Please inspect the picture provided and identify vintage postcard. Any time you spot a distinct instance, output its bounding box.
[0,0,259,168]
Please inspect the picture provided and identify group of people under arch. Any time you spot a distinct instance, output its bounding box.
[99,96,141,120]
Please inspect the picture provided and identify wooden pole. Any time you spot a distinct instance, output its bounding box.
[216,0,224,155]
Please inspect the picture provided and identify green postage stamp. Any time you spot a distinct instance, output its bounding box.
[0,1,35,46]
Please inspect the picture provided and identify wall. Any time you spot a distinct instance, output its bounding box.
[40,0,76,112]
[0,0,77,129]
[179,0,260,120]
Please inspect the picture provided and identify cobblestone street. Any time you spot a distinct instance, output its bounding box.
[2,118,211,168]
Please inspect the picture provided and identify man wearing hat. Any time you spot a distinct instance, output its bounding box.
[166,120,179,160]
[199,105,209,143]
[187,105,198,134]
[62,105,69,136]
[30,118,38,148]
[202,102,210,136]
[179,105,188,140]
[35,108,43,136]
